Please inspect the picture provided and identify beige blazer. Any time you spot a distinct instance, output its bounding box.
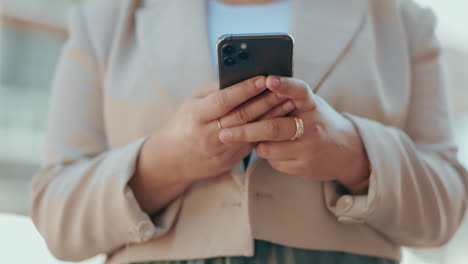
[30,0,468,263]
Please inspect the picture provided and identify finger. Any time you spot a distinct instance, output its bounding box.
[266,76,316,111]
[198,76,267,122]
[257,99,295,121]
[219,117,296,143]
[268,159,303,176]
[220,91,288,128]
[255,141,299,160]
[192,83,219,98]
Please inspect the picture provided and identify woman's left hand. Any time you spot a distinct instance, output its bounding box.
[218,76,370,194]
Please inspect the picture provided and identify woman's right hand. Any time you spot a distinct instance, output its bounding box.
[131,76,296,214]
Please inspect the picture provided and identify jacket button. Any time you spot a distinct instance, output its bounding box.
[336,195,354,213]
[136,220,155,242]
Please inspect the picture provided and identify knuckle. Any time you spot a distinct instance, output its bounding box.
[294,79,309,94]
[215,91,228,111]
[236,108,251,124]
[298,87,309,99]
[298,79,309,88]
[239,79,253,94]
[265,93,279,107]
[265,121,281,139]
[303,83,317,107]
[275,106,289,117]
[237,127,247,141]
[310,101,318,111]
[269,108,285,119]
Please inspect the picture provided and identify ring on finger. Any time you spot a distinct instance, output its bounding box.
[290,117,304,141]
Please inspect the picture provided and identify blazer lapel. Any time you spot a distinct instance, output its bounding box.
[290,0,367,93]
[136,0,216,102]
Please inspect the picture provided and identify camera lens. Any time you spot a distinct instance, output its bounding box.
[223,57,236,66]
[238,50,250,60]
[222,44,235,54]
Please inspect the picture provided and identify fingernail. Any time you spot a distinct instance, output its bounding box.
[255,77,266,90]
[276,93,286,99]
[269,76,280,89]
[283,100,295,111]
[219,129,233,143]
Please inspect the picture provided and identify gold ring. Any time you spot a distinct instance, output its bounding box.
[217,119,224,130]
[290,117,304,141]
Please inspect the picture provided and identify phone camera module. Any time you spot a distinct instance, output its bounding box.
[222,44,235,54]
[238,50,250,60]
[223,57,236,66]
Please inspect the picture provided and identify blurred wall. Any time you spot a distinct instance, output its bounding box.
[0,13,67,214]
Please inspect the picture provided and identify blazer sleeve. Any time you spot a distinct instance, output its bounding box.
[324,5,468,247]
[30,6,182,262]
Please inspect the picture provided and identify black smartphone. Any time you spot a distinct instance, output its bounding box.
[217,33,294,168]
[217,33,294,89]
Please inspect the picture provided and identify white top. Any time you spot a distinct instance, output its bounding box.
[207,0,292,66]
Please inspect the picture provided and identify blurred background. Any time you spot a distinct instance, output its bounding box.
[0,0,466,263]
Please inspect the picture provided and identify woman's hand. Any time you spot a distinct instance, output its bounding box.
[218,76,371,194]
[131,76,296,214]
